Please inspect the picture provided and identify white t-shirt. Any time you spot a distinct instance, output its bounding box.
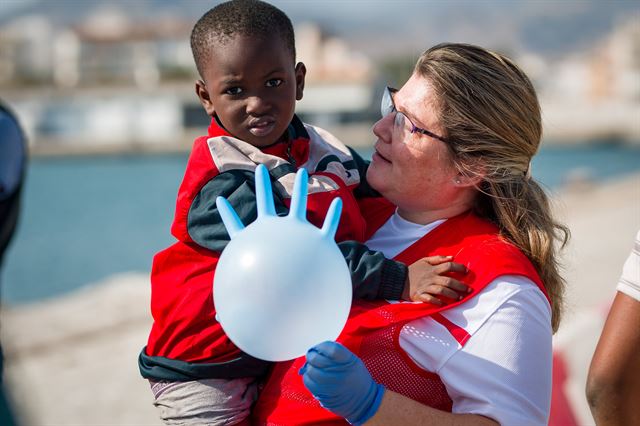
[366,211,553,425]
[616,230,640,302]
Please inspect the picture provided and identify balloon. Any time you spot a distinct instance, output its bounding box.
[214,164,352,361]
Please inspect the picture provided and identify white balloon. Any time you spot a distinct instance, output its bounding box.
[214,164,352,361]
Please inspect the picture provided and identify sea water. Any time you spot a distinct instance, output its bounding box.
[2,143,639,304]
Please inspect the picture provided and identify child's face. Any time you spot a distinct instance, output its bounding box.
[196,34,305,148]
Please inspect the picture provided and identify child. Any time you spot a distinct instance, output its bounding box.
[138,1,469,424]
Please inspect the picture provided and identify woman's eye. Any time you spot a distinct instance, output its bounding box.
[266,79,283,88]
[225,87,243,95]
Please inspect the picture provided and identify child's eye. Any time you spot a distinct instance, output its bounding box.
[266,79,283,88]
[225,87,243,95]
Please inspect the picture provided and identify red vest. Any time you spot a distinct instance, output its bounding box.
[253,208,548,425]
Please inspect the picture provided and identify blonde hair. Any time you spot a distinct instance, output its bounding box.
[415,43,569,332]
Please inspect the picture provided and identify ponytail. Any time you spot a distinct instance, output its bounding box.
[479,177,569,332]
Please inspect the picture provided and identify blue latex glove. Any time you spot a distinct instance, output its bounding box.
[299,341,385,425]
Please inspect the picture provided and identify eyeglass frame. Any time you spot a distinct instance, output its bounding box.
[380,86,448,144]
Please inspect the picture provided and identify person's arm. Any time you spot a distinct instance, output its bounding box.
[586,291,640,425]
[368,391,497,426]
[338,240,406,300]
[194,170,468,302]
[187,169,288,252]
[300,341,497,426]
[339,242,468,302]
[189,170,407,299]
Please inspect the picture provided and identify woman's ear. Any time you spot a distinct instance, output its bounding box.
[195,80,215,117]
[294,62,306,101]
[453,173,483,188]
[453,163,485,187]
[453,158,486,188]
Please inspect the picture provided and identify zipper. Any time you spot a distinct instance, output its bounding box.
[286,139,296,168]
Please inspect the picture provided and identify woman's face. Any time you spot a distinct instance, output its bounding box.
[367,73,464,223]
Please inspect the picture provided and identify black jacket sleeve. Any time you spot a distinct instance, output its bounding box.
[187,169,289,253]
[339,241,406,300]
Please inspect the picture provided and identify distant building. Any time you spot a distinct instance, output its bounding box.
[0,5,193,90]
[71,5,193,89]
[296,23,372,83]
[0,13,379,151]
[537,16,640,142]
[0,15,56,86]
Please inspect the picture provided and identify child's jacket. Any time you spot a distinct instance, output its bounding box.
[139,116,406,381]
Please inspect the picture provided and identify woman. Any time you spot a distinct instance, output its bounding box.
[252,43,569,425]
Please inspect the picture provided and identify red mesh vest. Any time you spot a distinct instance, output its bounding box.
[253,208,548,425]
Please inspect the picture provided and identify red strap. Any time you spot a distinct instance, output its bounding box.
[431,313,471,345]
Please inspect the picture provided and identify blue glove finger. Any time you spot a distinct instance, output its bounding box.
[306,348,349,370]
[310,341,354,364]
[302,363,342,386]
[300,364,318,392]
[300,361,344,386]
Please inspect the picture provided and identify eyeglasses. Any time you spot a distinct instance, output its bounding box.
[381,87,448,143]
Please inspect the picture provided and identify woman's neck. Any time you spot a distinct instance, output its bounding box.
[397,196,475,225]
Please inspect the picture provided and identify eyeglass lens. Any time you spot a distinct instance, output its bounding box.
[381,88,410,137]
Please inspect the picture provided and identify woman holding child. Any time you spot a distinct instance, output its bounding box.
[252,43,568,425]
[140,2,469,425]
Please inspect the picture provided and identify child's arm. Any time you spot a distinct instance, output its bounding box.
[338,241,407,300]
[339,242,469,304]
[189,170,401,299]
[190,170,468,304]
[186,170,289,253]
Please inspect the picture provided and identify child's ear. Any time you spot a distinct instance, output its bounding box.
[294,62,306,101]
[195,79,215,116]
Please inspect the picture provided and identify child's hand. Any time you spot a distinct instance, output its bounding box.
[402,255,470,305]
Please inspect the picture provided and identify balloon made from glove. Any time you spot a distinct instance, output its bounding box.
[214,164,352,361]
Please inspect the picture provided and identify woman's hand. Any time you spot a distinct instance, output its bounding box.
[299,341,385,425]
[403,255,470,304]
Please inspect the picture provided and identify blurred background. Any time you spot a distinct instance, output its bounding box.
[0,0,638,425]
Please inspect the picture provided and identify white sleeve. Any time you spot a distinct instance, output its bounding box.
[439,282,553,425]
[616,230,640,302]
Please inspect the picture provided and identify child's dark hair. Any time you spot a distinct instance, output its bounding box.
[191,0,296,78]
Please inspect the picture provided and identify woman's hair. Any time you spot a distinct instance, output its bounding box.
[415,43,569,332]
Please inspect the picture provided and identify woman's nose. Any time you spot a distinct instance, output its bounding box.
[372,114,393,143]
